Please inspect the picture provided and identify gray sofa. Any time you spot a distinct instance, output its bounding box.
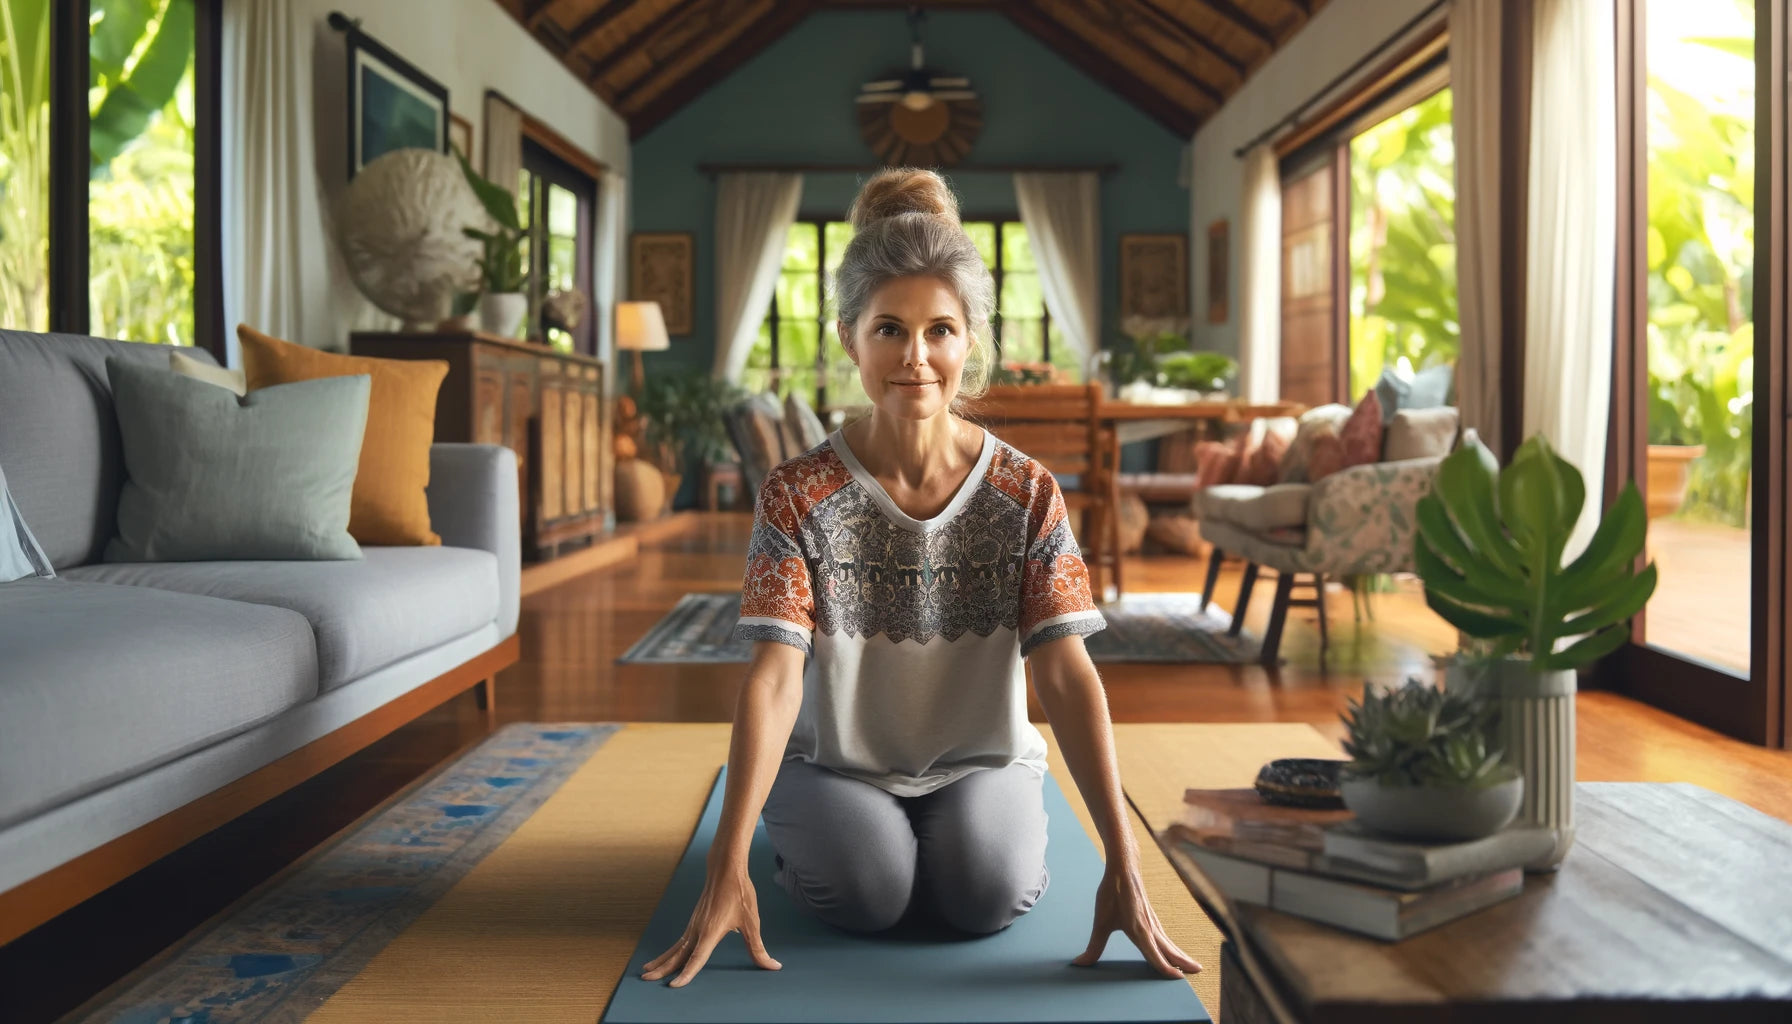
[0,331,521,938]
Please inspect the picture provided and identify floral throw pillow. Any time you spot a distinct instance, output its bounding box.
[1339,390,1385,467]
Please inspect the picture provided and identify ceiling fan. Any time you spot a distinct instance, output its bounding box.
[856,7,977,112]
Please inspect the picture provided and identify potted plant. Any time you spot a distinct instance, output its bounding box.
[1414,433,1658,869]
[1157,351,1238,397]
[634,374,747,514]
[1644,370,1706,519]
[1338,680,1522,842]
[454,151,530,338]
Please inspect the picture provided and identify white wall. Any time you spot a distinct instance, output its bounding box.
[1189,0,1437,358]
[229,0,630,361]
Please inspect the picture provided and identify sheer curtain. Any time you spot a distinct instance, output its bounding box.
[713,173,803,382]
[1451,0,1507,455]
[1013,172,1100,372]
[1522,0,1616,556]
[593,169,630,392]
[1236,145,1282,402]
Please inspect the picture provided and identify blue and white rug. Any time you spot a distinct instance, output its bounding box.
[618,592,1262,665]
[69,723,618,1024]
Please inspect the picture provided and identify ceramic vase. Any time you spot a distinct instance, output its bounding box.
[1446,658,1577,870]
[1340,775,1522,842]
[479,292,528,338]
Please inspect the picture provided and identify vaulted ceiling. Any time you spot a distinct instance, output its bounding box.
[493,0,1328,140]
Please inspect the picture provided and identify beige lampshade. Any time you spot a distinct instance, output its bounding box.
[616,301,670,352]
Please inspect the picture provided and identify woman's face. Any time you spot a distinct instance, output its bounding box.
[839,275,970,423]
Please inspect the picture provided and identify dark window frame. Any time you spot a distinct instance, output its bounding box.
[762,217,845,409]
[519,137,599,356]
[961,213,1055,366]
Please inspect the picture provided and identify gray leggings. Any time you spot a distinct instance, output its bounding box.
[759,759,1051,936]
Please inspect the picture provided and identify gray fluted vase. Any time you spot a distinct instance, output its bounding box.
[1445,658,1576,871]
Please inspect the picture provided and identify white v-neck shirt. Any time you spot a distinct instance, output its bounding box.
[735,427,1106,797]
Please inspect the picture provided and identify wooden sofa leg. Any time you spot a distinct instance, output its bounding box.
[1229,562,1259,637]
[476,675,496,726]
[1260,573,1295,666]
[1199,549,1225,611]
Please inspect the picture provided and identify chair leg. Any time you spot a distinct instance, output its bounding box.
[1312,573,1330,657]
[1260,573,1295,666]
[1199,548,1226,611]
[1229,562,1260,637]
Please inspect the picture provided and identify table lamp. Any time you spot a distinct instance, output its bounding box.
[616,301,669,393]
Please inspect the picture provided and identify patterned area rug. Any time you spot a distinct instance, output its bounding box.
[67,723,618,1024]
[618,592,1263,664]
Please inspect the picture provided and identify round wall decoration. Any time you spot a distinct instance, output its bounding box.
[855,9,982,167]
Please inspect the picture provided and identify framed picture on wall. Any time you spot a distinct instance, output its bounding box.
[631,232,695,336]
[343,22,448,177]
[1206,220,1229,324]
[1119,233,1189,320]
[448,113,473,163]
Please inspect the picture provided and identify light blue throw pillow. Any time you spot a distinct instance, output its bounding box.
[1374,363,1455,425]
[0,460,55,582]
[105,357,372,562]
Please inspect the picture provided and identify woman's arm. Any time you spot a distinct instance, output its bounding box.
[1028,634,1202,979]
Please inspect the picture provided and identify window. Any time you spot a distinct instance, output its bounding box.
[1347,86,1458,399]
[516,137,598,353]
[746,217,1071,407]
[0,0,217,348]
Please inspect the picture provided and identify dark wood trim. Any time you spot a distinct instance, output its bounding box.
[0,635,521,947]
[628,0,819,138]
[1050,0,1227,107]
[1609,0,1647,544]
[194,0,225,362]
[1190,0,1277,49]
[521,112,609,179]
[1495,0,1530,462]
[585,0,702,85]
[1005,1,1202,138]
[612,0,769,108]
[1762,0,1788,748]
[1330,143,1350,402]
[48,0,90,335]
[1132,0,1248,78]
[565,0,641,51]
[1273,21,1447,159]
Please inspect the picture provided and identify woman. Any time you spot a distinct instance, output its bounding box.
[642,168,1200,988]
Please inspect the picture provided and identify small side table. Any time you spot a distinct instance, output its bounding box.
[702,461,745,511]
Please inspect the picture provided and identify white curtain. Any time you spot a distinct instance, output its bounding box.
[221,0,313,364]
[1236,145,1282,403]
[483,93,523,196]
[1523,0,1616,557]
[713,173,803,382]
[1013,172,1100,372]
[594,169,630,395]
[1452,0,1506,456]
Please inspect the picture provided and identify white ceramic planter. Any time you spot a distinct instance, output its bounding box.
[479,292,527,338]
[1446,658,1577,871]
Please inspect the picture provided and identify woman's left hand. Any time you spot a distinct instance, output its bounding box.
[1072,860,1203,979]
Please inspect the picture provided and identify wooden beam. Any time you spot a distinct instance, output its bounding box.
[586,0,703,85]
[612,1,746,108]
[627,0,817,138]
[1190,0,1276,48]
[1006,1,1202,137]
[565,0,639,49]
[1053,0,1227,105]
[1133,0,1248,78]
[523,0,560,29]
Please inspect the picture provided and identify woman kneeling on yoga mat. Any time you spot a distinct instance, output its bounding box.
[642,168,1202,989]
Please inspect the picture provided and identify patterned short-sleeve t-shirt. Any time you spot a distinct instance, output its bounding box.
[735,425,1107,798]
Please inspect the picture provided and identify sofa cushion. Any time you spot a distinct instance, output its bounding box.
[0,331,220,569]
[784,390,828,452]
[1339,391,1385,467]
[1278,404,1351,483]
[64,547,499,691]
[1385,407,1461,461]
[0,578,317,828]
[1199,483,1312,531]
[1374,363,1454,424]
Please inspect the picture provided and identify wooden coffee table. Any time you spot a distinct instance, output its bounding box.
[1155,782,1792,1024]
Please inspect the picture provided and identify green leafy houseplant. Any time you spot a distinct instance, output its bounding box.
[454,150,528,294]
[1340,680,1512,789]
[635,374,748,474]
[1413,433,1659,671]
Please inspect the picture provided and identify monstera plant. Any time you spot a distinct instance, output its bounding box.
[1412,432,1658,869]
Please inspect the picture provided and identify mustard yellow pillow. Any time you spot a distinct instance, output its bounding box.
[238,325,447,546]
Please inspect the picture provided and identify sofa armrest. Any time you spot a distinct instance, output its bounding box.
[428,444,520,638]
[1304,455,1444,575]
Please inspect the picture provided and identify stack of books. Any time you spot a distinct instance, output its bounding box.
[1166,787,1550,941]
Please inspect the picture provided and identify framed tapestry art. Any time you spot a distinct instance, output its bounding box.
[631,233,695,336]
[344,24,448,177]
[1119,233,1189,320]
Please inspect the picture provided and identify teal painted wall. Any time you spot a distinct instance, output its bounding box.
[632,8,1191,382]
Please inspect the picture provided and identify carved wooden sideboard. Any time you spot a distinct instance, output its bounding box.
[349,331,610,561]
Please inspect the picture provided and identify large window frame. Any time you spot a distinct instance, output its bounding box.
[518,136,599,355]
[959,213,1057,368]
[44,0,223,357]
[760,217,846,409]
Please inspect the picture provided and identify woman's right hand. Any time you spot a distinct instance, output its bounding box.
[641,861,782,988]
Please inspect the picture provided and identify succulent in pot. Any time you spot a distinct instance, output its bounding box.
[1413,432,1658,867]
[1337,680,1522,843]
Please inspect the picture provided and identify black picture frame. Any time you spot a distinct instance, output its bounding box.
[339,17,448,178]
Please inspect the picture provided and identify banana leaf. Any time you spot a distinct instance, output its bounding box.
[89,0,193,177]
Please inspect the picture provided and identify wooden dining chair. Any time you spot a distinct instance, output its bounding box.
[959,383,1122,601]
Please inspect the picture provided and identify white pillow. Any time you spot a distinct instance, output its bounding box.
[0,461,55,582]
[169,348,247,396]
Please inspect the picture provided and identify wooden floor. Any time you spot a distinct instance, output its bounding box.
[1645,516,1752,674]
[7,511,1791,1023]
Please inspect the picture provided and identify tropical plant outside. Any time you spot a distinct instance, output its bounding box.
[1348,87,1458,402]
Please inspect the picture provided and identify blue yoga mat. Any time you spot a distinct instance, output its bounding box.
[602,767,1211,1024]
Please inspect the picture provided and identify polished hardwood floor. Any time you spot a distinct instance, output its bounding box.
[8,512,1791,1022]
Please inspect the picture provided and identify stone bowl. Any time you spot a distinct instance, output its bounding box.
[1339,774,1524,842]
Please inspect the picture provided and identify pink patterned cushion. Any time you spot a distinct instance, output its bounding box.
[1339,391,1385,467]
[1307,432,1347,482]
